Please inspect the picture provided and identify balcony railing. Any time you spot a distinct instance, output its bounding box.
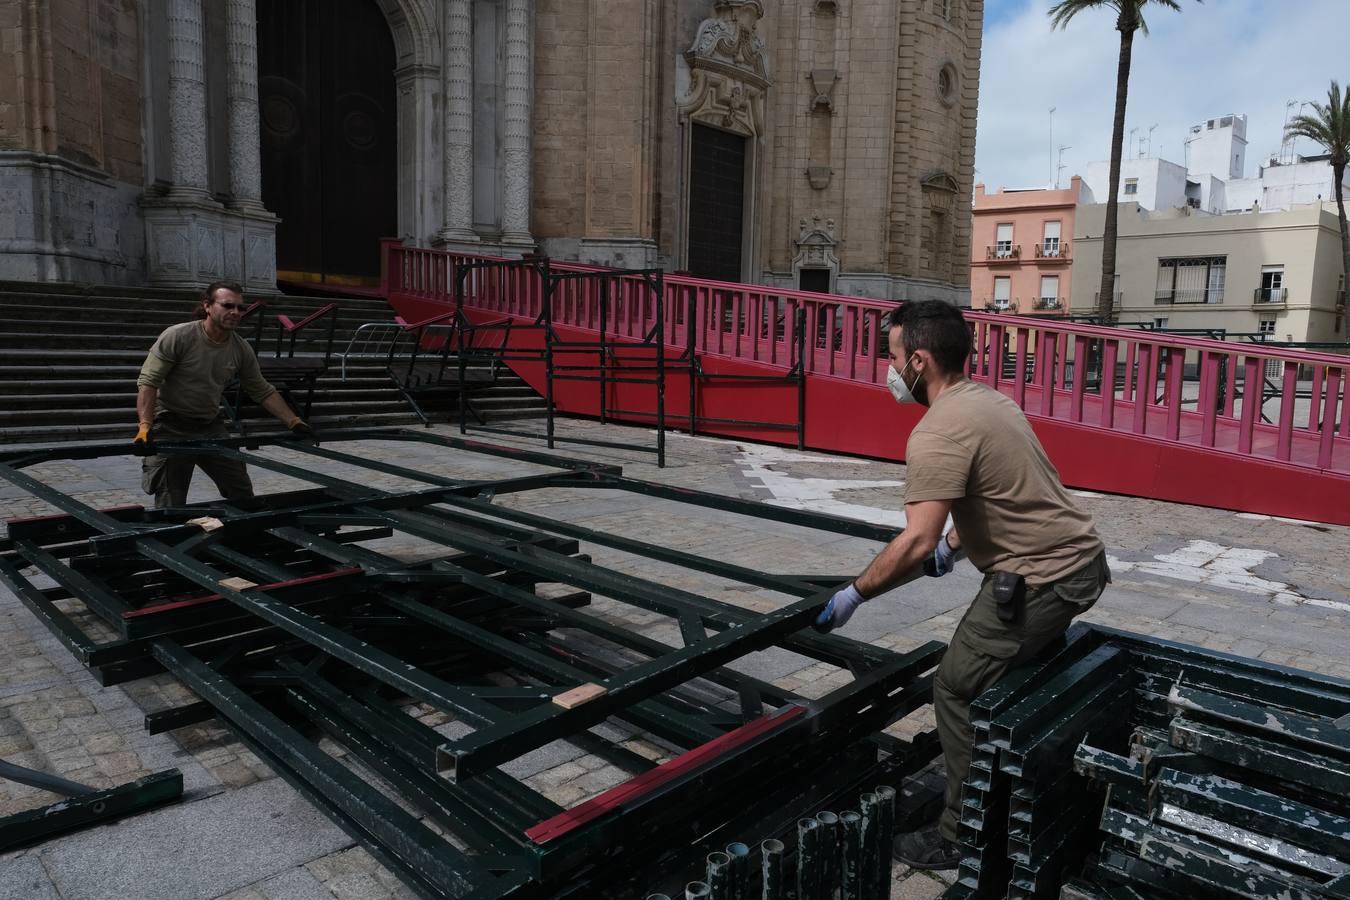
[1094,292,1124,310]
[1034,241,1070,261]
[1254,287,1288,304]
[985,245,1021,262]
[1155,289,1223,305]
[982,298,1018,312]
[1034,297,1064,310]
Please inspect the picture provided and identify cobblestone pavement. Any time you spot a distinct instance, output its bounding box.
[1,420,1347,899]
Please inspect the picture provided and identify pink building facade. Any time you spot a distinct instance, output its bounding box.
[970,176,1086,315]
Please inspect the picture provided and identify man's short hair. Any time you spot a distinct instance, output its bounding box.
[886,301,971,374]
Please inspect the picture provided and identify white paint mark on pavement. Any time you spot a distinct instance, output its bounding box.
[732,444,908,528]
[1107,540,1348,610]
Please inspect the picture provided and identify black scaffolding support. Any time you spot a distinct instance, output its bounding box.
[0,429,941,898]
[453,257,676,467]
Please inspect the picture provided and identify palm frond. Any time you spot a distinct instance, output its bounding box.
[1285,81,1350,164]
[1047,0,1115,31]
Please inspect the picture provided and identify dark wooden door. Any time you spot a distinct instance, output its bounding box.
[258,0,397,284]
[687,123,747,283]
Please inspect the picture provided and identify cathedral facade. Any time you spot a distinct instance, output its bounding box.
[0,0,981,302]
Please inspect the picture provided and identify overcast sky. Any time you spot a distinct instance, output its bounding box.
[975,0,1347,191]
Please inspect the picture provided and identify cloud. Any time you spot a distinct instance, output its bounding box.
[974,0,1348,191]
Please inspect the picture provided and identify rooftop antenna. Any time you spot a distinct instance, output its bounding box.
[1048,106,1056,189]
[1056,145,1071,188]
[1280,99,1299,164]
[1147,123,1158,158]
[1129,126,1140,160]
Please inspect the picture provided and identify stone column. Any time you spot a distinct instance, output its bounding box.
[439,0,477,243]
[224,0,266,211]
[500,0,533,246]
[166,0,211,199]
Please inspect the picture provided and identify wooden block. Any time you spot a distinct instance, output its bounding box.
[552,683,608,710]
[218,577,258,591]
[187,516,224,532]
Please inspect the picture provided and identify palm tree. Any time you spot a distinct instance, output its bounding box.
[1049,0,1196,322]
[1285,81,1350,310]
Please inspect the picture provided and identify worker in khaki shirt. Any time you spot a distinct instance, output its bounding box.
[133,281,314,508]
[814,300,1109,870]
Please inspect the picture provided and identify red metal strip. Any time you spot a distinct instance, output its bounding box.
[523,705,807,845]
[122,567,363,619]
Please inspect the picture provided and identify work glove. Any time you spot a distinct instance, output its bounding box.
[132,423,155,457]
[813,583,866,634]
[924,533,957,578]
[286,418,318,445]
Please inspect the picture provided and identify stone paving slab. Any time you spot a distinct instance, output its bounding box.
[0,418,1347,898]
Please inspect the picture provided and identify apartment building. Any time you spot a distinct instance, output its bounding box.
[1072,202,1346,342]
[970,177,1088,314]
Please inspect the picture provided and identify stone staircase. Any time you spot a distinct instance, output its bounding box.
[0,282,547,446]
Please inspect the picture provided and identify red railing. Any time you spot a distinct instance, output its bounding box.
[382,241,1349,476]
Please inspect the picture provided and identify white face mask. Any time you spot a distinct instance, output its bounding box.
[887,356,922,404]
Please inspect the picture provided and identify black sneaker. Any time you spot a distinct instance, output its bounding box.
[893,825,962,870]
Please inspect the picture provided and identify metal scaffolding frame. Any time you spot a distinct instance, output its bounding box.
[0,429,942,898]
[453,258,675,466]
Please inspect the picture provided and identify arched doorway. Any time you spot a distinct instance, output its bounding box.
[257,0,398,286]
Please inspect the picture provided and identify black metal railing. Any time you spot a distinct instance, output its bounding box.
[985,245,1021,261]
[1253,287,1288,304]
[1034,241,1070,260]
[1155,289,1223,305]
[1034,297,1064,310]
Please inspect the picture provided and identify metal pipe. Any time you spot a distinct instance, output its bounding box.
[816,811,840,898]
[726,841,751,900]
[687,882,712,900]
[761,838,785,900]
[840,811,863,900]
[874,786,896,899]
[706,850,731,900]
[797,816,822,900]
[859,792,881,899]
[0,759,94,798]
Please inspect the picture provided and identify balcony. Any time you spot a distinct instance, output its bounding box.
[1034,241,1070,262]
[982,298,1018,312]
[985,245,1021,263]
[1254,287,1288,304]
[1155,289,1223,305]
[1034,297,1064,311]
[1094,292,1124,310]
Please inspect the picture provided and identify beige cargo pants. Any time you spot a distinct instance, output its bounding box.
[933,551,1110,842]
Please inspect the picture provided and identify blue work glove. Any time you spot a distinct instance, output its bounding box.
[813,583,866,634]
[924,533,957,578]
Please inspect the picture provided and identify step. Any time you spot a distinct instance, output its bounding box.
[0,398,417,428]
[0,386,409,410]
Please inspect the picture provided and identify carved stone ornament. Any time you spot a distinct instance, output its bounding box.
[808,68,839,112]
[679,0,772,137]
[921,171,959,213]
[792,215,841,274]
[806,164,833,191]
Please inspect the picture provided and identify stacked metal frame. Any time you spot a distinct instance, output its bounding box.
[0,429,943,899]
[940,626,1350,899]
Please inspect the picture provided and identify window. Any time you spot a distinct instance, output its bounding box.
[995,224,1013,257]
[937,64,958,106]
[1154,317,1169,329]
[1123,179,1139,196]
[1156,257,1226,304]
[1258,318,1276,335]
[993,276,1011,308]
[940,0,954,22]
[1039,276,1060,308]
[1042,221,1061,256]
[1258,265,1284,302]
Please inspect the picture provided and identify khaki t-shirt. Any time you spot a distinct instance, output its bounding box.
[903,379,1103,585]
[137,321,276,422]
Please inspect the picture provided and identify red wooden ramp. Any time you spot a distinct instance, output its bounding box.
[381,242,1350,527]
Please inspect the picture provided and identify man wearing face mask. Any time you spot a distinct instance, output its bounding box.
[814,300,1109,870]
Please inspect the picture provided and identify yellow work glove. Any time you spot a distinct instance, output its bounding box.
[132,422,154,456]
